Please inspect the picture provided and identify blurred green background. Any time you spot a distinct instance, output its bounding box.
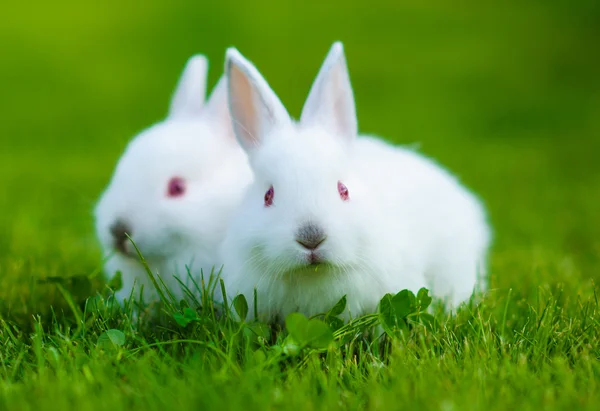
[1,0,599,317]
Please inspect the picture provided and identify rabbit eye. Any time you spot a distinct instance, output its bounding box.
[167,177,186,198]
[338,181,349,201]
[264,185,274,207]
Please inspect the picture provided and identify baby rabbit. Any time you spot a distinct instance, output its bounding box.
[95,54,252,304]
[220,43,491,322]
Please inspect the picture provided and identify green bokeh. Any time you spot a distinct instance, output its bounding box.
[0,1,599,311]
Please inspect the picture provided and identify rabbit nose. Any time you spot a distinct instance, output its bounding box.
[110,220,132,254]
[295,223,327,250]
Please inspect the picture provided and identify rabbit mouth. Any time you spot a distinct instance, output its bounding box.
[285,260,335,277]
[307,252,323,265]
[289,252,333,271]
[115,246,138,260]
[112,240,141,260]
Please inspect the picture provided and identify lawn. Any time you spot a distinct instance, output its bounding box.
[1,1,599,409]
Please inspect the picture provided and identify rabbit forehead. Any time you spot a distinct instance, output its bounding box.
[252,127,350,184]
[117,120,229,179]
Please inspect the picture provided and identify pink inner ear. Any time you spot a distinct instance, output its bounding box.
[167,177,186,198]
[230,64,259,148]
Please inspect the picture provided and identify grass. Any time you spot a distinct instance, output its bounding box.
[1,0,600,409]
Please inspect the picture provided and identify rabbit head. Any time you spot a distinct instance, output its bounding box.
[95,55,251,296]
[223,43,383,314]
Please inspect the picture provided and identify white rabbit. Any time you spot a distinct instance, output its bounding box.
[219,43,491,322]
[94,54,252,304]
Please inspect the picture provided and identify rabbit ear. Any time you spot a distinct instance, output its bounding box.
[226,48,291,152]
[202,75,236,141]
[168,55,208,119]
[300,42,357,141]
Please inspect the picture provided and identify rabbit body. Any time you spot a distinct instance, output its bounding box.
[221,127,489,322]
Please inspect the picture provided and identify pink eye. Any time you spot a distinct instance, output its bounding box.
[338,181,349,201]
[264,185,274,207]
[167,177,186,198]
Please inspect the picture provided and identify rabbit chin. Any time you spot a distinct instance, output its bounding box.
[284,261,336,277]
[104,248,195,303]
[103,253,160,303]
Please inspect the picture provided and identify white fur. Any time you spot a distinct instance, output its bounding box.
[220,43,491,323]
[95,54,252,303]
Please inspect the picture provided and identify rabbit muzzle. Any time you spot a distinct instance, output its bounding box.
[110,219,133,256]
